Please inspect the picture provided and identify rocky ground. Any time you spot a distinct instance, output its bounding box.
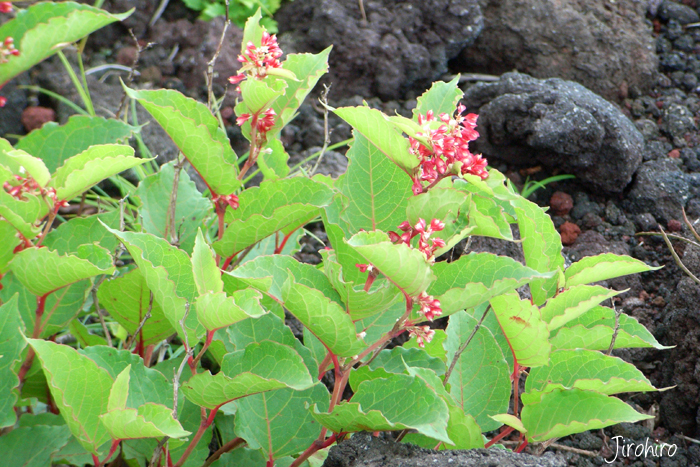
[4,0,700,465]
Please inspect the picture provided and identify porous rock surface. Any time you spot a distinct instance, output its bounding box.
[322,432,566,467]
[458,0,657,102]
[275,0,483,100]
[463,72,644,193]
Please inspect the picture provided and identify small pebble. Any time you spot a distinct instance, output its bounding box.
[667,219,682,231]
[560,221,581,246]
[550,191,574,216]
[21,106,55,132]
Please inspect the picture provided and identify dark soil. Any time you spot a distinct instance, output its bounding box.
[5,0,700,466]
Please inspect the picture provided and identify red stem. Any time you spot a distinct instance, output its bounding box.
[173,406,219,467]
[512,361,521,417]
[17,293,50,389]
[362,273,376,292]
[273,228,298,254]
[515,438,529,453]
[484,426,514,448]
[221,254,236,271]
[288,434,338,467]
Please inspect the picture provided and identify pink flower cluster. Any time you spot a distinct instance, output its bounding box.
[0,2,11,13]
[4,175,68,210]
[213,193,240,211]
[228,31,283,85]
[388,218,446,263]
[236,107,276,133]
[408,325,436,348]
[0,36,18,64]
[410,105,488,195]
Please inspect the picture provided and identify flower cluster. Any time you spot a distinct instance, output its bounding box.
[3,175,68,210]
[0,36,18,64]
[236,107,276,133]
[408,325,436,348]
[213,193,240,211]
[410,105,488,195]
[388,218,446,263]
[0,2,12,13]
[228,31,283,85]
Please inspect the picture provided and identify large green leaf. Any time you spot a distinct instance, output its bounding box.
[103,227,201,342]
[235,384,330,460]
[489,293,551,367]
[347,230,435,297]
[0,221,20,273]
[16,115,139,173]
[282,276,366,357]
[0,2,132,86]
[513,197,565,305]
[42,210,120,255]
[333,106,417,174]
[183,340,314,409]
[540,285,620,331]
[196,290,265,332]
[321,249,401,321]
[27,339,112,454]
[521,388,652,442]
[444,309,510,432]
[335,134,413,233]
[468,194,514,241]
[1,273,91,338]
[414,77,462,119]
[99,366,189,440]
[429,252,555,316]
[48,144,146,201]
[213,177,333,258]
[523,349,657,402]
[311,374,451,443]
[96,268,174,347]
[550,306,670,350]
[565,253,660,288]
[0,295,26,428]
[10,245,114,296]
[124,86,240,196]
[271,48,331,131]
[136,161,211,254]
[0,186,45,240]
[0,425,73,467]
[0,148,50,187]
[191,229,223,295]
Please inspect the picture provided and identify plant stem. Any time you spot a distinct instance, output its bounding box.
[17,293,49,391]
[484,426,514,448]
[512,361,521,416]
[173,407,218,467]
[191,330,214,369]
[164,154,184,245]
[273,228,298,254]
[288,434,338,467]
[444,305,491,387]
[202,437,245,467]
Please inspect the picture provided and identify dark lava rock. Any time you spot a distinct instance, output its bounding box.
[463,72,644,193]
[657,275,700,436]
[458,0,657,102]
[322,432,566,467]
[565,230,630,263]
[0,76,28,138]
[276,0,483,100]
[624,159,690,223]
[658,0,700,24]
[663,103,696,146]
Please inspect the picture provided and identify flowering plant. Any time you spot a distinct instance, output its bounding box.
[0,6,667,467]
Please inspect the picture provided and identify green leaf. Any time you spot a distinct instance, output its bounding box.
[42,210,120,255]
[0,186,44,240]
[10,246,114,296]
[565,253,661,288]
[541,285,621,331]
[521,388,652,442]
[468,194,514,241]
[369,347,445,376]
[489,293,551,367]
[523,349,657,402]
[100,403,191,440]
[271,48,331,131]
[103,227,201,342]
[0,425,72,467]
[213,177,333,258]
[124,86,239,195]
[0,221,21,273]
[281,275,366,357]
[48,144,146,201]
[196,289,265,332]
[347,230,435,296]
[15,115,139,173]
[69,320,108,347]
[0,149,50,187]
[312,374,451,443]
[512,197,564,305]
[241,8,264,54]
[0,295,26,428]
[108,365,131,411]
[238,77,286,115]
[258,137,290,181]
[429,252,555,316]
[226,254,341,305]
[550,306,670,350]
[404,329,448,363]
[0,2,132,86]
[333,106,417,174]
[27,339,112,454]
[1,274,91,338]
[335,134,413,233]
[96,268,175,347]
[414,76,462,119]
[321,248,401,321]
[235,384,330,460]
[444,309,510,432]
[136,161,211,254]
[192,229,223,295]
